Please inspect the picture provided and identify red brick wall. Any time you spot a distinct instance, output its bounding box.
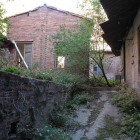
[8,5,81,69]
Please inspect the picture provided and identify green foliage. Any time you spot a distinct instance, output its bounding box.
[90,75,120,87]
[19,62,39,78]
[18,125,71,140]
[121,113,140,139]
[1,66,20,74]
[0,2,11,41]
[50,19,94,73]
[52,71,88,91]
[112,86,140,113]
[67,92,93,109]
[70,93,92,105]
[49,111,68,128]
[86,101,91,108]
[112,84,140,139]
[35,71,52,81]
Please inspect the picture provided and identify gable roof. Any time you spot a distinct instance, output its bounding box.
[99,0,140,56]
[9,4,83,19]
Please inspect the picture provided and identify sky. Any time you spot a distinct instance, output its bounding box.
[1,0,83,17]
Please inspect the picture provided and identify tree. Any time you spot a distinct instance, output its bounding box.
[82,0,111,87]
[0,2,11,41]
[50,0,111,86]
[50,19,94,76]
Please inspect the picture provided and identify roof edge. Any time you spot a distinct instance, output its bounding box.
[9,4,83,18]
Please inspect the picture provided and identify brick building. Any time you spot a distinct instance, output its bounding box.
[100,0,140,92]
[8,4,83,69]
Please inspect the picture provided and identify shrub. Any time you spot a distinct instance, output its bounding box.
[52,71,88,91]
[112,87,140,113]
[90,75,106,87]
[90,75,120,87]
[120,113,140,139]
[35,71,52,81]
[70,93,92,105]
[49,111,68,127]
[67,92,93,110]
[112,84,140,139]
[18,125,71,140]
[1,66,20,74]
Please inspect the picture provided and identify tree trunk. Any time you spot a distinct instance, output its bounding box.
[100,60,111,87]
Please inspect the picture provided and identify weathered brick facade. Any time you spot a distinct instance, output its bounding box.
[8,5,82,69]
[120,8,140,92]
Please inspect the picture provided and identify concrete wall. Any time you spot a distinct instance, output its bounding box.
[104,52,121,79]
[121,8,140,92]
[90,52,121,79]
[8,5,81,70]
[0,71,68,140]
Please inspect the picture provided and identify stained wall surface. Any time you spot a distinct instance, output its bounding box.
[0,71,68,139]
[121,8,140,92]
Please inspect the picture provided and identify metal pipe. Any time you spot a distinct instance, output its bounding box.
[12,40,29,69]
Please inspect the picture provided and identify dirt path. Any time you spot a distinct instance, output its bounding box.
[71,88,134,140]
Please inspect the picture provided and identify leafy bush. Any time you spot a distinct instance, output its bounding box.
[35,71,52,81]
[19,62,39,78]
[18,125,71,140]
[112,84,140,139]
[49,111,68,127]
[121,113,140,139]
[67,93,93,110]
[52,71,88,91]
[70,93,92,105]
[90,75,120,87]
[90,75,106,87]
[1,66,20,74]
[112,87,140,113]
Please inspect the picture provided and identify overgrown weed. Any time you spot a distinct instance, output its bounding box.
[90,75,120,87]
[112,83,140,139]
[18,125,71,140]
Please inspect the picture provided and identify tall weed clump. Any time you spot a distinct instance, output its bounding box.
[90,75,120,87]
[18,125,71,140]
[52,71,88,92]
[112,84,140,139]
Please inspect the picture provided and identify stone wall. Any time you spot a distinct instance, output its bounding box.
[0,71,68,139]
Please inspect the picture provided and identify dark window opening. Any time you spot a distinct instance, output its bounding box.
[16,42,32,67]
[10,122,18,134]
[8,121,19,139]
[94,67,97,71]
